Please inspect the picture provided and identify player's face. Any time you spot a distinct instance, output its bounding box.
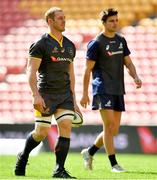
[104,15,118,33]
[52,11,65,32]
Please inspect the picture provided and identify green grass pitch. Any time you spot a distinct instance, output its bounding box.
[0,152,157,179]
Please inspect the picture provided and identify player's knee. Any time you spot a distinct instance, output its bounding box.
[58,120,72,138]
[105,126,113,135]
[33,129,49,141]
[112,124,120,136]
[106,122,116,135]
[113,128,119,136]
[59,121,71,132]
[35,133,47,141]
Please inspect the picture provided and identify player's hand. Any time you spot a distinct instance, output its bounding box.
[33,95,46,113]
[134,77,142,89]
[80,95,90,108]
[74,103,82,116]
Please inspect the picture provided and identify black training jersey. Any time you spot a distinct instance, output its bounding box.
[86,33,130,95]
[29,33,76,94]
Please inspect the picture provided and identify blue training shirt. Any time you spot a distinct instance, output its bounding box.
[86,33,130,95]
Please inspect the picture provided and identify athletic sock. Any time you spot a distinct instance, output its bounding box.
[88,145,99,156]
[54,136,70,171]
[21,133,41,160]
[108,154,118,167]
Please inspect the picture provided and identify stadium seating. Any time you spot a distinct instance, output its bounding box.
[0,0,157,125]
[17,0,157,27]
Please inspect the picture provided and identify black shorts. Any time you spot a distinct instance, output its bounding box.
[34,91,75,126]
[92,94,125,111]
[40,91,74,116]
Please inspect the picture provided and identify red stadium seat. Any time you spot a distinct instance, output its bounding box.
[0,66,7,81]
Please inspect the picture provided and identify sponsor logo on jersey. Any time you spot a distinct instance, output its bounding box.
[110,41,116,43]
[51,56,58,62]
[107,51,112,56]
[51,56,73,62]
[106,50,123,56]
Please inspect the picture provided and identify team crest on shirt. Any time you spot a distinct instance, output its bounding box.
[118,42,123,49]
[106,45,110,50]
[52,47,59,53]
[67,47,74,57]
[61,47,65,53]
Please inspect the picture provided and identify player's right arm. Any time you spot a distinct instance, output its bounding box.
[80,40,98,108]
[80,60,95,108]
[27,57,46,112]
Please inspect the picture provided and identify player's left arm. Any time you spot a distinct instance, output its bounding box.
[124,56,142,88]
[69,62,82,114]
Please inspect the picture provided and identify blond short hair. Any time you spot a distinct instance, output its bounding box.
[45,7,63,23]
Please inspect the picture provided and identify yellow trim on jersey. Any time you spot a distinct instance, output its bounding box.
[29,56,42,60]
[34,110,42,117]
[49,33,63,47]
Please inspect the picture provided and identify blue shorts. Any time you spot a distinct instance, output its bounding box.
[92,94,125,111]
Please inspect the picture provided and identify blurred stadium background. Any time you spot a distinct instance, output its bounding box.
[0,0,157,154]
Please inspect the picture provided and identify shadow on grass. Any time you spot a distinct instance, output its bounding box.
[125,170,157,176]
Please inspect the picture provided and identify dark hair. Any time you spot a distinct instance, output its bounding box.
[45,7,63,23]
[100,8,118,23]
